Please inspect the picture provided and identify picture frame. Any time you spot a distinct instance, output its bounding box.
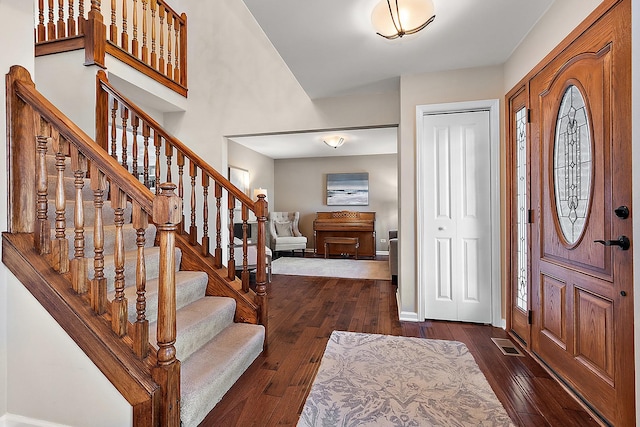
[228,165,249,209]
[326,172,369,206]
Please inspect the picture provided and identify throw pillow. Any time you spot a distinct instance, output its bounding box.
[275,221,293,237]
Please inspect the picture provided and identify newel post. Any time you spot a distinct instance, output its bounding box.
[84,0,106,67]
[255,194,268,346]
[152,182,182,427]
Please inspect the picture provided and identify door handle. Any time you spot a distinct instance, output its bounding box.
[594,236,630,250]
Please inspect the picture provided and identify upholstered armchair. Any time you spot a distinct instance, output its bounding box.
[389,230,398,284]
[268,211,307,256]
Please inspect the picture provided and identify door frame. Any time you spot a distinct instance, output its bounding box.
[416,99,501,326]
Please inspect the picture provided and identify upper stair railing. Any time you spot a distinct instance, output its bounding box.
[36,0,187,96]
[95,70,269,332]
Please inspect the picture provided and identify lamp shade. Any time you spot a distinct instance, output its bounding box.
[323,136,345,149]
[371,0,435,39]
[253,188,268,201]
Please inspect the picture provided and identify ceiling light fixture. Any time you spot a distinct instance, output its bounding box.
[323,137,345,149]
[371,0,435,40]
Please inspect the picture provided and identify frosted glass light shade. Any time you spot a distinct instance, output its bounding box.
[371,0,435,39]
[254,188,268,201]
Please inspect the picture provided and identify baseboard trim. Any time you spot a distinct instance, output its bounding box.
[0,414,71,427]
[399,311,419,322]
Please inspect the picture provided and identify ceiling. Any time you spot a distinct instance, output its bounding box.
[233,0,556,159]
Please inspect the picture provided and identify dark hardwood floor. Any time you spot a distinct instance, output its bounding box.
[200,272,599,426]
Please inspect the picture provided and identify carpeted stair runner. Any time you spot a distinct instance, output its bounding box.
[47,150,264,426]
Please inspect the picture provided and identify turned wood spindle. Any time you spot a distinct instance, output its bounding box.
[150,0,157,69]
[90,164,108,315]
[110,98,119,159]
[111,184,128,337]
[141,0,149,62]
[214,182,222,268]
[158,4,165,74]
[131,0,139,56]
[35,133,51,255]
[51,132,69,273]
[110,0,118,42]
[57,0,66,39]
[143,122,151,188]
[121,0,129,50]
[166,13,173,79]
[132,114,140,177]
[241,208,249,292]
[202,174,210,256]
[188,162,197,245]
[132,202,149,358]
[67,1,76,37]
[78,0,85,35]
[173,16,180,83]
[47,0,56,40]
[165,143,173,183]
[154,133,162,195]
[177,151,185,234]
[37,0,46,42]
[121,105,129,169]
[227,195,236,280]
[71,146,88,294]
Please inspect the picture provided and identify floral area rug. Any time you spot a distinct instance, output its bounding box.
[298,331,514,427]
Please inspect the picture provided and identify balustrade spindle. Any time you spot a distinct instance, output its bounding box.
[150,0,157,69]
[177,151,185,234]
[67,1,76,37]
[154,133,162,195]
[78,0,85,35]
[132,0,139,56]
[90,164,107,314]
[35,132,51,255]
[202,174,210,256]
[132,114,139,177]
[241,207,249,292]
[121,106,129,169]
[143,122,150,187]
[110,0,118,42]
[158,4,165,75]
[151,182,182,427]
[141,0,149,62]
[57,0,66,39]
[71,146,88,294]
[166,14,173,80]
[214,183,222,268]
[165,143,173,183]
[110,98,118,159]
[174,16,180,83]
[132,202,149,358]
[51,132,69,273]
[188,161,197,245]
[121,0,129,50]
[48,0,56,40]
[37,0,46,42]
[227,195,235,280]
[111,184,128,337]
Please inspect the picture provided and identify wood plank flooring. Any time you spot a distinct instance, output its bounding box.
[200,273,599,427]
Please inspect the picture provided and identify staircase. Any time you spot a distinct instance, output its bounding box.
[4,66,270,426]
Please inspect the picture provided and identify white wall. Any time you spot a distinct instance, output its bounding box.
[228,140,275,210]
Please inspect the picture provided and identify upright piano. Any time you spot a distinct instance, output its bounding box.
[313,211,376,258]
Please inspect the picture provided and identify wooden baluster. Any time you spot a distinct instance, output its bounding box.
[241,206,249,292]
[154,133,162,195]
[179,14,187,88]
[173,15,180,84]
[152,183,182,427]
[141,0,149,63]
[202,174,209,256]
[121,105,129,169]
[176,151,185,234]
[110,0,118,42]
[166,12,173,80]
[111,183,128,337]
[37,0,46,42]
[78,0,86,35]
[143,122,150,187]
[214,182,222,268]
[51,131,69,273]
[132,114,140,178]
[255,194,269,343]
[48,0,56,40]
[67,0,76,37]
[188,161,197,245]
[110,97,118,159]
[227,195,235,280]
[150,0,157,69]
[70,146,88,294]
[90,164,107,314]
[165,142,173,183]
[35,132,51,255]
[57,0,66,38]
[121,0,129,50]
[158,4,165,74]
[132,202,149,358]
[131,0,139,56]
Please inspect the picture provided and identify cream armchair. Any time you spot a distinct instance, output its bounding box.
[268,211,307,256]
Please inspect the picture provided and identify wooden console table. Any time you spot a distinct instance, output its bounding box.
[324,237,359,259]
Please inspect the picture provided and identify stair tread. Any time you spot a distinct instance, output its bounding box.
[180,322,265,427]
[149,296,236,362]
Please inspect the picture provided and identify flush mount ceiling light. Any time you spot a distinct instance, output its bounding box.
[323,136,345,149]
[371,0,436,40]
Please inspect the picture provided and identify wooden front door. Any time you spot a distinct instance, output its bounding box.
[526,1,633,424]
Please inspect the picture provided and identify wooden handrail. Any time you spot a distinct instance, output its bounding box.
[35,0,187,96]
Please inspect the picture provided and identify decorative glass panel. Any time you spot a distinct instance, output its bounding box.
[515,107,528,312]
[554,85,592,245]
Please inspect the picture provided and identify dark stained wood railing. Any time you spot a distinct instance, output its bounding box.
[5,65,183,425]
[95,70,270,331]
[35,0,187,97]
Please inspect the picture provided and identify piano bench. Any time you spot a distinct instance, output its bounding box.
[324,237,360,260]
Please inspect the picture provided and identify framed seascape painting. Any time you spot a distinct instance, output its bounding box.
[326,172,369,206]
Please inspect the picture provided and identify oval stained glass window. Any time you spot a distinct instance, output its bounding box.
[553,85,592,245]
